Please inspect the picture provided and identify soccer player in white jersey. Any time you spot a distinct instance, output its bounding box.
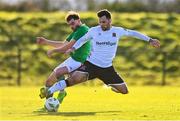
[46,9,160,97]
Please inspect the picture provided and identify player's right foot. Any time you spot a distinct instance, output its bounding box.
[39,87,53,99]
[39,87,46,99]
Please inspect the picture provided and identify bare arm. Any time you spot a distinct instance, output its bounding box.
[36,37,66,48]
[47,40,76,57]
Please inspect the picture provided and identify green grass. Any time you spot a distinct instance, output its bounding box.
[0,85,180,120]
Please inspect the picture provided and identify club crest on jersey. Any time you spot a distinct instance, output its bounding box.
[112,33,116,37]
[98,33,101,36]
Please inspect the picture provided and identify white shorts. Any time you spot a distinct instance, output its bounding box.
[54,57,82,73]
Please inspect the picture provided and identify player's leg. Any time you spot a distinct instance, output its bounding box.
[56,62,96,102]
[54,76,67,103]
[109,83,128,94]
[57,90,67,103]
[99,66,128,94]
[46,67,68,87]
[48,58,83,101]
[48,62,95,97]
[39,71,57,99]
[48,70,89,94]
[46,70,89,102]
[65,61,96,86]
[39,57,78,99]
[39,66,68,98]
[47,57,82,86]
[66,71,89,86]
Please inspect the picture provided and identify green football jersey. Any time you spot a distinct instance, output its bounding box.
[66,24,91,63]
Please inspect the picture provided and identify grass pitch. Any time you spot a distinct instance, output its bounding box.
[0,85,180,120]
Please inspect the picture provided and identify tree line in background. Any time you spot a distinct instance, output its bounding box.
[0,12,179,86]
[0,0,179,13]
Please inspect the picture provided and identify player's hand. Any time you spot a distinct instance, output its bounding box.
[36,37,47,45]
[149,39,160,48]
[47,50,54,58]
[65,47,75,55]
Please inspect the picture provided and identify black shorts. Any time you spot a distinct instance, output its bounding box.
[77,61,124,85]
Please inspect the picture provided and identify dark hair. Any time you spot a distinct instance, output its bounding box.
[97,9,111,19]
[65,11,80,22]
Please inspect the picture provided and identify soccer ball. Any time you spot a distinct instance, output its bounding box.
[44,97,60,112]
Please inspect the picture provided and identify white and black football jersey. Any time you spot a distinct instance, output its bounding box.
[73,25,150,68]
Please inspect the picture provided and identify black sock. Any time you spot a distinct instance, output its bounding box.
[65,79,70,87]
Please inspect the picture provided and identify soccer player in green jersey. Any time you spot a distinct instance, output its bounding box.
[36,11,91,103]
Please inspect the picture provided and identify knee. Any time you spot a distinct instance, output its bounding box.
[66,74,77,86]
[72,71,88,82]
[111,84,128,94]
[55,69,63,77]
[46,79,54,87]
[118,87,128,94]
[111,87,128,94]
[55,67,68,77]
[120,89,128,94]
[46,72,57,87]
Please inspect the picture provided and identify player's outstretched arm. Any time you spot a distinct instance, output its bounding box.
[47,40,76,57]
[36,37,65,48]
[123,29,160,48]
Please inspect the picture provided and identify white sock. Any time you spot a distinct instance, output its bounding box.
[48,80,67,94]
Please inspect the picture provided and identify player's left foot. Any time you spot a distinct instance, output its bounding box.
[57,91,67,103]
[39,87,46,99]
